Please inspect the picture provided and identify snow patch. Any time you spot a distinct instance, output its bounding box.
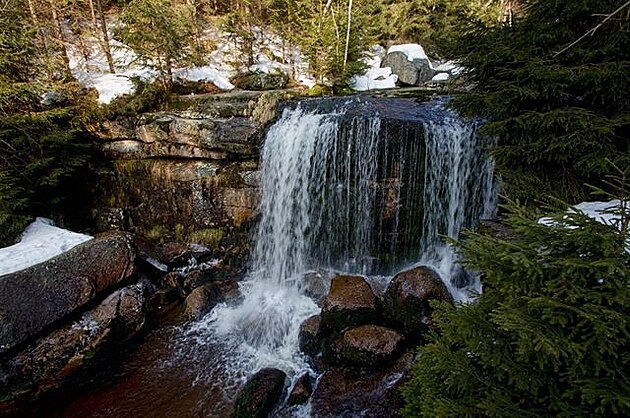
[0,218,93,276]
[388,44,430,63]
[431,72,450,82]
[173,66,235,90]
[540,200,629,252]
[350,45,398,91]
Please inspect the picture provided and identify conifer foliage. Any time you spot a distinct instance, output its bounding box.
[403,192,630,416]
[442,0,630,204]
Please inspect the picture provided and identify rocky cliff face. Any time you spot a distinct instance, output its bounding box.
[91,92,287,269]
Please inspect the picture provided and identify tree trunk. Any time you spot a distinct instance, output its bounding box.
[344,0,352,69]
[48,0,73,80]
[27,0,53,79]
[95,0,116,73]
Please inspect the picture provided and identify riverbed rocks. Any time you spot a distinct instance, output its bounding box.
[296,267,455,415]
[298,314,323,357]
[320,275,379,332]
[0,232,137,355]
[287,372,313,406]
[382,266,453,338]
[0,279,153,405]
[183,280,241,320]
[335,325,405,369]
[233,368,287,418]
[310,349,414,418]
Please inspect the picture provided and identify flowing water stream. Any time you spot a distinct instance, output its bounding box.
[38,97,496,417]
[185,97,496,409]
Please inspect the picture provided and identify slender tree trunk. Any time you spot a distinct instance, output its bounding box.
[48,0,73,80]
[95,0,115,73]
[87,0,99,34]
[343,0,352,69]
[27,0,53,79]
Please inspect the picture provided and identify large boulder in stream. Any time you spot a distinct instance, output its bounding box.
[0,232,137,355]
[329,325,405,370]
[311,349,414,417]
[320,275,379,332]
[233,368,287,418]
[382,266,453,339]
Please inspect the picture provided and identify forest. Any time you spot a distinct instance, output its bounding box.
[1,0,629,416]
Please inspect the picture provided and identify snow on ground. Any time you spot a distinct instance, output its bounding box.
[350,45,398,92]
[0,218,93,276]
[540,200,629,252]
[431,72,450,82]
[66,21,316,104]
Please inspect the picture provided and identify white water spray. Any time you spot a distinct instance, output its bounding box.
[189,98,496,381]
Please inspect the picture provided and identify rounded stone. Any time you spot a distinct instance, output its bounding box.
[321,275,379,332]
[383,266,453,339]
[233,368,286,418]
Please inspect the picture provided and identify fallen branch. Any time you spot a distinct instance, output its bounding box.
[554,0,630,57]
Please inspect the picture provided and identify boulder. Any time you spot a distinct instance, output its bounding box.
[233,368,286,418]
[0,233,137,354]
[183,269,214,293]
[287,372,313,406]
[336,325,404,369]
[382,266,453,339]
[310,350,414,418]
[321,275,379,332]
[301,270,332,306]
[184,280,241,320]
[382,51,435,86]
[1,280,151,401]
[298,315,323,357]
[231,71,289,91]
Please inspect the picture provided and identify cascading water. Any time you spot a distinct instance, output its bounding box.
[187,97,496,394]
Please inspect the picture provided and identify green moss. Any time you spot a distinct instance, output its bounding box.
[188,228,224,248]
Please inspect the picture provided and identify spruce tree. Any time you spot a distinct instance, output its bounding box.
[437,0,630,204]
[116,0,198,88]
[402,192,630,416]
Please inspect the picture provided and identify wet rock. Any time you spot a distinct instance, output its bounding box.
[321,275,379,332]
[0,233,137,355]
[382,51,435,86]
[299,315,323,357]
[311,349,414,418]
[231,71,289,91]
[337,325,404,369]
[183,286,214,320]
[301,271,332,306]
[183,269,214,293]
[1,280,151,402]
[183,280,241,320]
[288,372,313,406]
[159,242,195,267]
[233,368,286,418]
[382,266,453,339]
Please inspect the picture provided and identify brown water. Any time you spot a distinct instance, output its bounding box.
[26,305,244,418]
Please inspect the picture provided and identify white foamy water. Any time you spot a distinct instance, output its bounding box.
[183,98,496,392]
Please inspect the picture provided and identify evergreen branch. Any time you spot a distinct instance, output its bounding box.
[554,0,630,57]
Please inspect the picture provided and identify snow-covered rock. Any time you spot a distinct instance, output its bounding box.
[382,43,436,86]
[0,218,92,276]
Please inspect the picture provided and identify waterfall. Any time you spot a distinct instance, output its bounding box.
[195,97,496,378]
